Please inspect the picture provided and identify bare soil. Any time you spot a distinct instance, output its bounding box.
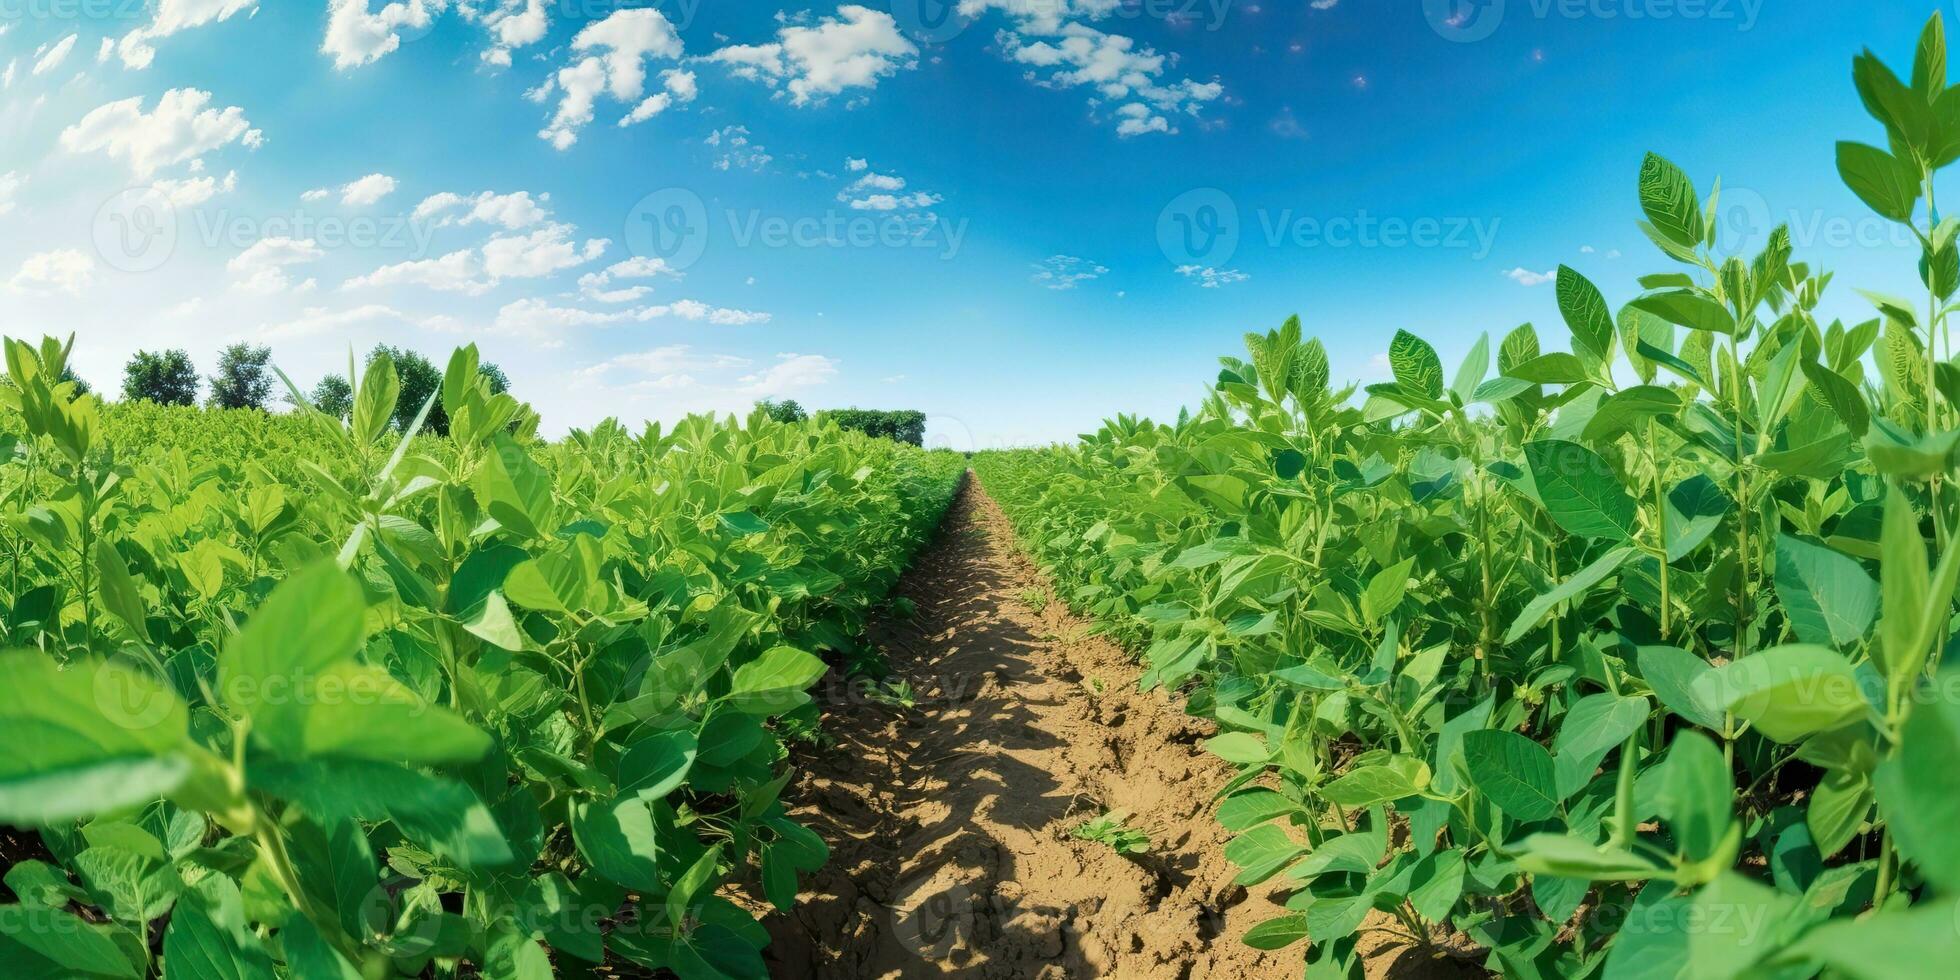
[762,478,1297,978]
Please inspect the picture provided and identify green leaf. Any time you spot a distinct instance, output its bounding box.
[725,646,827,714]
[161,879,276,980]
[1205,732,1272,765]
[617,730,698,802]
[1556,266,1615,365]
[1406,850,1466,922]
[1505,546,1636,644]
[0,904,142,978]
[1878,665,1960,893]
[1582,385,1681,444]
[1801,360,1872,437]
[1216,789,1301,832]
[1524,440,1639,540]
[1462,730,1559,822]
[1389,330,1445,400]
[0,652,191,825]
[1783,899,1960,980]
[218,563,366,718]
[1551,694,1648,799]
[1512,833,1659,880]
[352,351,399,446]
[665,843,722,936]
[92,541,152,644]
[1837,141,1921,222]
[252,661,490,765]
[1638,153,1704,252]
[1225,824,1305,885]
[474,434,556,540]
[1360,557,1414,625]
[1774,535,1879,647]
[1628,290,1738,335]
[252,759,513,868]
[1321,756,1430,807]
[1241,913,1309,951]
[1649,731,1732,861]
[572,796,668,892]
[1663,475,1730,561]
[1692,645,1866,743]
[1450,333,1490,401]
[1506,352,1589,385]
[1637,645,1724,730]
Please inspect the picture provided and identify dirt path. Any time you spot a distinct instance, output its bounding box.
[762,477,1297,979]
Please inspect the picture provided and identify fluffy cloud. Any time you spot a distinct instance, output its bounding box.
[60,89,262,178]
[340,173,397,206]
[987,16,1223,136]
[578,255,681,302]
[413,190,550,229]
[9,250,96,295]
[1175,264,1248,288]
[741,353,838,395]
[344,223,605,293]
[323,0,446,70]
[119,0,259,70]
[0,172,22,217]
[33,34,79,76]
[709,6,917,106]
[706,125,772,172]
[261,303,414,339]
[835,165,942,211]
[1505,267,1555,286]
[493,297,637,344]
[343,249,486,293]
[463,0,548,67]
[583,345,752,378]
[229,237,324,294]
[481,224,608,279]
[533,9,687,149]
[1031,254,1107,290]
[152,170,238,206]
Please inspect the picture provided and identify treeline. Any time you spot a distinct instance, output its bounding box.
[57,342,510,437]
[757,399,926,446]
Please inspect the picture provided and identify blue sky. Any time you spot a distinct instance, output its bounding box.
[0,1,1947,446]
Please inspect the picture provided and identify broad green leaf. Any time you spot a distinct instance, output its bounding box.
[1836,140,1920,222]
[1663,475,1730,561]
[1639,153,1704,252]
[252,759,512,868]
[725,646,827,714]
[0,904,142,978]
[1225,824,1306,885]
[1505,546,1636,644]
[0,652,192,824]
[1636,646,1724,730]
[1389,330,1445,400]
[1774,535,1879,647]
[1321,756,1430,807]
[1241,913,1309,951]
[1877,665,1960,893]
[1551,694,1648,799]
[1648,731,1732,862]
[1217,789,1301,832]
[1557,266,1615,365]
[618,730,698,802]
[1462,730,1558,822]
[218,563,366,716]
[161,879,275,980]
[475,434,556,540]
[1524,440,1639,540]
[1693,645,1866,743]
[1628,289,1739,335]
[572,796,667,892]
[252,661,490,765]
[1783,900,1960,980]
[1512,833,1659,880]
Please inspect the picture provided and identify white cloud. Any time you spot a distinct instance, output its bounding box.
[261,303,413,339]
[655,299,771,325]
[577,254,681,302]
[2,60,16,90]
[741,353,838,395]
[1175,264,1248,288]
[834,164,941,211]
[583,344,752,377]
[1505,267,1555,286]
[706,125,771,172]
[850,171,906,192]
[229,236,324,293]
[340,173,397,206]
[301,188,330,202]
[1031,254,1107,290]
[344,249,488,293]
[0,172,23,217]
[152,170,238,206]
[33,34,79,76]
[465,0,548,67]
[98,38,114,63]
[119,0,259,70]
[413,189,550,229]
[845,157,868,171]
[986,14,1223,136]
[60,89,261,178]
[9,249,96,295]
[323,0,446,70]
[535,9,686,149]
[709,5,917,106]
[481,223,608,279]
[493,297,636,344]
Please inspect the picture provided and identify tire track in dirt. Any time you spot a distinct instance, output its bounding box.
[763,476,1296,979]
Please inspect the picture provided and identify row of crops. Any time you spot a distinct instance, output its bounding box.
[0,335,965,978]
[972,18,1960,980]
